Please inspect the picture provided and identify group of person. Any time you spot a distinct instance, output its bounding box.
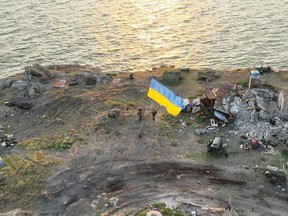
[137,108,157,121]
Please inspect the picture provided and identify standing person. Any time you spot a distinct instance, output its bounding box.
[129,73,135,80]
[151,109,157,121]
[137,108,143,121]
[225,196,232,210]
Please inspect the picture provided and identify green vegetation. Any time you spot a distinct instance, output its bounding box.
[163,114,193,127]
[0,153,57,210]
[21,136,73,151]
[186,151,212,162]
[0,90,18,104]
[259,149,288,168]
[196,70,218,81]
[281,149,288,159]
[106,73,118,78]
[261,83,277,91]
[163,113,180,126]
[197,138,207,144]
[135,203,184,216]
[106,99,136,109]
[127,102,136,107]
[188,90,204,99]
[158,113,194,136]
[162,70,182,86]
[236,79,249,87]
[195,115,206,124]
[272,149,288,167]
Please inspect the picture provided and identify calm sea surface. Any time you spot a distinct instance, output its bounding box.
[0,0,287,78]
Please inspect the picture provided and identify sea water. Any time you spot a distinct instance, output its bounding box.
[0,0,287,78]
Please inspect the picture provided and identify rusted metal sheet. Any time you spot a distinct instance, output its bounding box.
[211,84,236,115]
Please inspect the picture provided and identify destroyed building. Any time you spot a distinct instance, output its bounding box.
[201,82,288,148]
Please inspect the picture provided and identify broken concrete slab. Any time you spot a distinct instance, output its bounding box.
[278,90,288,113]
[256,95,269,112]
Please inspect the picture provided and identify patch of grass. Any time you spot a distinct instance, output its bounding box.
[159,114,194,136]
[186,151,212,162]
[0,90,18,104]
[163,114,193,126]
[197,138,207,144]
[0,152,58,211]
[195,115,206,124]
[236,79,249,87]
[135,203,184,216]
[158,122,173,136]
[261,83,277,91]
[163,113,179,126]
[162,70,182,86]
[21,136,73,151]
[106,73,118,78]
[188,90,204,99]
[106,99,135,109]
[127,102,136,107]
[270,150,288,167]
[281,149,288,159]
[196,70,218,81]
[218,188,240,200]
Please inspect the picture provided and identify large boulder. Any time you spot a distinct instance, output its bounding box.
[27,85,41,98]
[96,74,111,84]
[69,72,110,86]
[24,64,55,83]
[11,81,29,91]
[5,99,33,110]
[84,73,97,85]
[108,109,121,118]
[0,78,13,89]
[230,103,239,115]
[69,73,98,86]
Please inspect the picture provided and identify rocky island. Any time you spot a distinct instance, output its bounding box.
[0,64,288,216]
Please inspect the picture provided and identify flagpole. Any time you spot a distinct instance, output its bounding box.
[138,77,153,138]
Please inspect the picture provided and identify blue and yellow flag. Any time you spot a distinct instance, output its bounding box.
[147,78,183,116]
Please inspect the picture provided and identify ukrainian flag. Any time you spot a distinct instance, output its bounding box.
[147,78,183,116]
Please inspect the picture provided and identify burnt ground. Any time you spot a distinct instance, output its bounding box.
[0,66,288,216]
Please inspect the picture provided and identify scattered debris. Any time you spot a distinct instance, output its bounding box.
[207,137,228,156]
[109,197,119,207]
[254,165,287,186]
[210,119,218,127]
[195,128,208,135]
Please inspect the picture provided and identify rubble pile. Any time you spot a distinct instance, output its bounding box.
[232,88,288,142]
[0,126,16,148]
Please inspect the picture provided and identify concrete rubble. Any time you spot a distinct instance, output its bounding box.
[232,88,287,142]
[0,126,16,148]
[194,83,288,150]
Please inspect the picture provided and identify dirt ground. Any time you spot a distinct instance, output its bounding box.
[0,66,288,216]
